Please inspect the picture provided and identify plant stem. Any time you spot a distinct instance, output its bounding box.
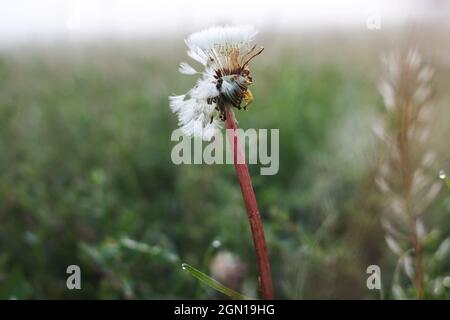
[398,83,424,299]
[224,108,274,300]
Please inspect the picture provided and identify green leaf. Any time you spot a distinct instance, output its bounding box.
[181,263,250,300]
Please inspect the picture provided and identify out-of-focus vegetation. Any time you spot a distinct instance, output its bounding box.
[0,31,449,299]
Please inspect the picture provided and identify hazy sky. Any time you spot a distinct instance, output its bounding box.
[0,0,445,45]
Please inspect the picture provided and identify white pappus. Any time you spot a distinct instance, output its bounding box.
[169,25,264,141]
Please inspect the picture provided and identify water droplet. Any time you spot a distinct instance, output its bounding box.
[212,240,221,248]
[181,263,187,270]
[439,170,447,180]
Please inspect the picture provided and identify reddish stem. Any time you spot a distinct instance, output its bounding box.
[225,108,274,300]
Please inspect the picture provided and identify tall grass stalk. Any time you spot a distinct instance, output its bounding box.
[376,49,441,299]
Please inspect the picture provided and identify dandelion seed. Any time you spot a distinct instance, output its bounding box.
[169,25,263,141]
[178,62,198,75]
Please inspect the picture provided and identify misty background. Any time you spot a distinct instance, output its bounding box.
[0,1,449,299]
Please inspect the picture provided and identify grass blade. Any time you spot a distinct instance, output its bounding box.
[181,263,250,300]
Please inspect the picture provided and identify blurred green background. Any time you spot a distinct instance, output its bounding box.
[0,29,449,299]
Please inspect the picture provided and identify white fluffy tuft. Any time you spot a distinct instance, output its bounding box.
[169,92,221,141]
[179,62,198,75]
[169,25,258,141]
[186,25,257,51]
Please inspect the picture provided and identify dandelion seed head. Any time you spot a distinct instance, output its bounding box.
[169,25,262,141]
